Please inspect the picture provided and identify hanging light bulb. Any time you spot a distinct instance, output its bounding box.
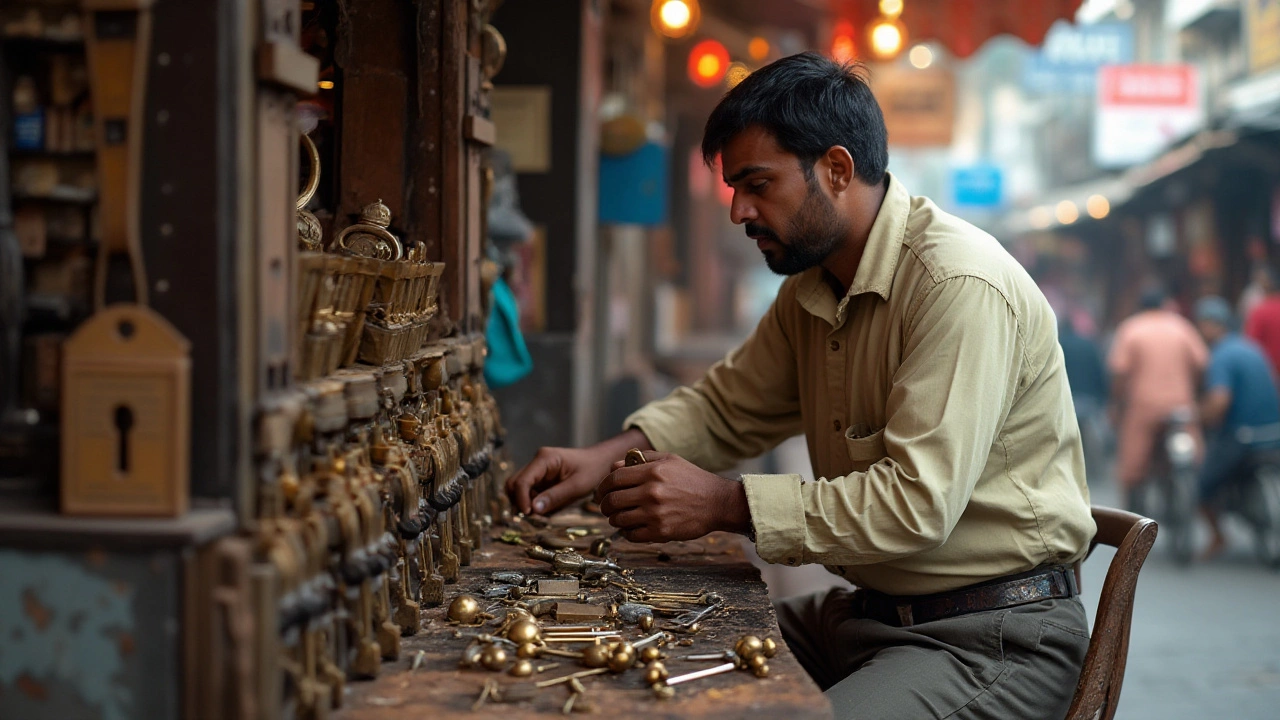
[651,0,700,39]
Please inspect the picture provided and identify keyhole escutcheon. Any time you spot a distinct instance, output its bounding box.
[113,405,135,473]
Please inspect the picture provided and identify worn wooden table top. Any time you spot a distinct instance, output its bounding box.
[340,510,833,719]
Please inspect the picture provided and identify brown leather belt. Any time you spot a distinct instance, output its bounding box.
[855,565,1079,628]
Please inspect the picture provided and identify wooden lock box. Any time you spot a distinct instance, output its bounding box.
[61,305,191,516]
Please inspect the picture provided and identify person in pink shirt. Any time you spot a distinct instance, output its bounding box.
[1108,288,1209,507]
[1243,265,1280,378]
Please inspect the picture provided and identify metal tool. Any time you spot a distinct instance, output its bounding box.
[664,662,737,686]
[534,667,610,688]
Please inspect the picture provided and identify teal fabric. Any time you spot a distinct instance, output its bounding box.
[484,277,533,387]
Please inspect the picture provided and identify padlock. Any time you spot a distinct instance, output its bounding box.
[374,437,423,634]
[61,305,191,516]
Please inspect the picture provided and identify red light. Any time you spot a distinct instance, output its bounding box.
[831,19,857,62]
[688,39,730,88]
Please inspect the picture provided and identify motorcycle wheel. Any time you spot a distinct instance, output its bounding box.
[1168,466,1197,566]
[1253,466,1280,571]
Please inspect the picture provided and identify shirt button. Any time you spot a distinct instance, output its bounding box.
[833,419,842,431]
[829,340,840,351]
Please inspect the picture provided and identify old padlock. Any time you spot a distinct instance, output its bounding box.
[61,306,191,516]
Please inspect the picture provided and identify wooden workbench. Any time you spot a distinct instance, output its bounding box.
[339,509,833,719]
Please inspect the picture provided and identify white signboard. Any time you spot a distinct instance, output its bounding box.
[1094,65,1202,168]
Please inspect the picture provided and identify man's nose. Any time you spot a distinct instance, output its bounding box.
[730,192,757,225]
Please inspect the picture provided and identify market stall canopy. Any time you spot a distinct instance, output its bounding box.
[836,0,1085,58]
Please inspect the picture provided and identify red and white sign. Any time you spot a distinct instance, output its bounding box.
[1094,64,1202,168]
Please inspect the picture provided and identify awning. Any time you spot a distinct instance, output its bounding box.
[1000,130,1239,235]
[836,0,1085,58]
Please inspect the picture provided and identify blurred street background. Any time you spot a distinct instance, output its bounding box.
[480,0,1280,716]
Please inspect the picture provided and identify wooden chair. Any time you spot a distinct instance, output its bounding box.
[1065,506,1159,720]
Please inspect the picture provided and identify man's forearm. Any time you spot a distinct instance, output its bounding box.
[592,427,655,459]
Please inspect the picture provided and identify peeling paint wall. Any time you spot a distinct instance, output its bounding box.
[0,549,180,720]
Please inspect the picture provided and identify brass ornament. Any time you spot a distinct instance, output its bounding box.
[761,638,778,658]
[509,659,534,677]
[638,614,655,633]
[334,199,403,261]
[460,644,484,668]
[447,594,482,624]
[580,644,611,669]
[481,644,508,671]
[735,635,764,659]
[516,642,541,659]
[297,133,323,251]
[506,618,541,645]
[643,661,669,685]
[479,24,507,88]
[640,646,663,664]
[607,650,635,673]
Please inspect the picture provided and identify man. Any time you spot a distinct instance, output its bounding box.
[1194,296,1280,560]
[1059,314,1109,474]
[1243,264,1280,378]
[507,53,1094,719]
[1107,288,1208,510]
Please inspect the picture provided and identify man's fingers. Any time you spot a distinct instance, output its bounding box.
[593,465,650,504]
[622,526,656,543]
[605,508,648,531]
[597,487,646,518]
[505,452,562,515]
[530,464,589,515]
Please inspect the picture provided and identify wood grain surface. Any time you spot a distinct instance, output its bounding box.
[339,509,833,719]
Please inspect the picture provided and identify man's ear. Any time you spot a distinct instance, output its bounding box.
[823,146,855,194]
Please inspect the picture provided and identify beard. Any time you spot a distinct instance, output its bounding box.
[747,182,849,276]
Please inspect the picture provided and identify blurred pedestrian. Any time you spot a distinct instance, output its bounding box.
[1108,287,1209,508]
[1193,296,1280,560]
[1243,264,1280,379]
[1238,263,1275,322]
[1059,314,1108,474]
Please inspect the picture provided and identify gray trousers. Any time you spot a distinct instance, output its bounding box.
[775,588,1090,720]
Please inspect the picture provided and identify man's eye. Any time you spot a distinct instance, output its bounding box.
[750,180,768,192]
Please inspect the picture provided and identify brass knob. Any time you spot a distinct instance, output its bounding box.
[608,649,635,673]
[448,594,482,624]
[735,635,764,659]
[509,659,534,678]
[506,618,541,645]
[643,661,669,685]
[581,643,611,668]
[481,644,508,671]
[761,638,778,658]
[640,646,663,664]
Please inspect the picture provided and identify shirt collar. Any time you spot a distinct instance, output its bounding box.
[796,172,911,326]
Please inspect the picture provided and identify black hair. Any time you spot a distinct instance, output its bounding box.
[701,52,888,186]
[1138,287,1166,311]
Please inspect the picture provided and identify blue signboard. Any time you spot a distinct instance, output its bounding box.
[599,141,668,226]
[1021,21,1133,95]
[952,164,1003,209]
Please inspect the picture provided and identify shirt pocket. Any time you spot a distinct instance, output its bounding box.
[844,426,887,472]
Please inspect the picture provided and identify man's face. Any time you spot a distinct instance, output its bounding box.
[720,126,850,276]
[1197,319,1226,344]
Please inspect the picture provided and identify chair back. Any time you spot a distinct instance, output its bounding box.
[1065,506,1159,720]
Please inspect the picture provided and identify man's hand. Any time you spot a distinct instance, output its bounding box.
[505,428,654,516]
[594,452,751,543]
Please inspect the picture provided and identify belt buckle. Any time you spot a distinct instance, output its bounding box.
[896,603,914,627]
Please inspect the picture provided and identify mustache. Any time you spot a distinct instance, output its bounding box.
[745,223,780,242]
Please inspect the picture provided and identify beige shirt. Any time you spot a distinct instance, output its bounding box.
[626,174,1095,596]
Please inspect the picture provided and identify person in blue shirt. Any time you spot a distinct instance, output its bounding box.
[1193,296,1280,559]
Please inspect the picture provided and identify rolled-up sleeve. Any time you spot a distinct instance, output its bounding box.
[743,276,1024,566]
[624,291,803,473]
